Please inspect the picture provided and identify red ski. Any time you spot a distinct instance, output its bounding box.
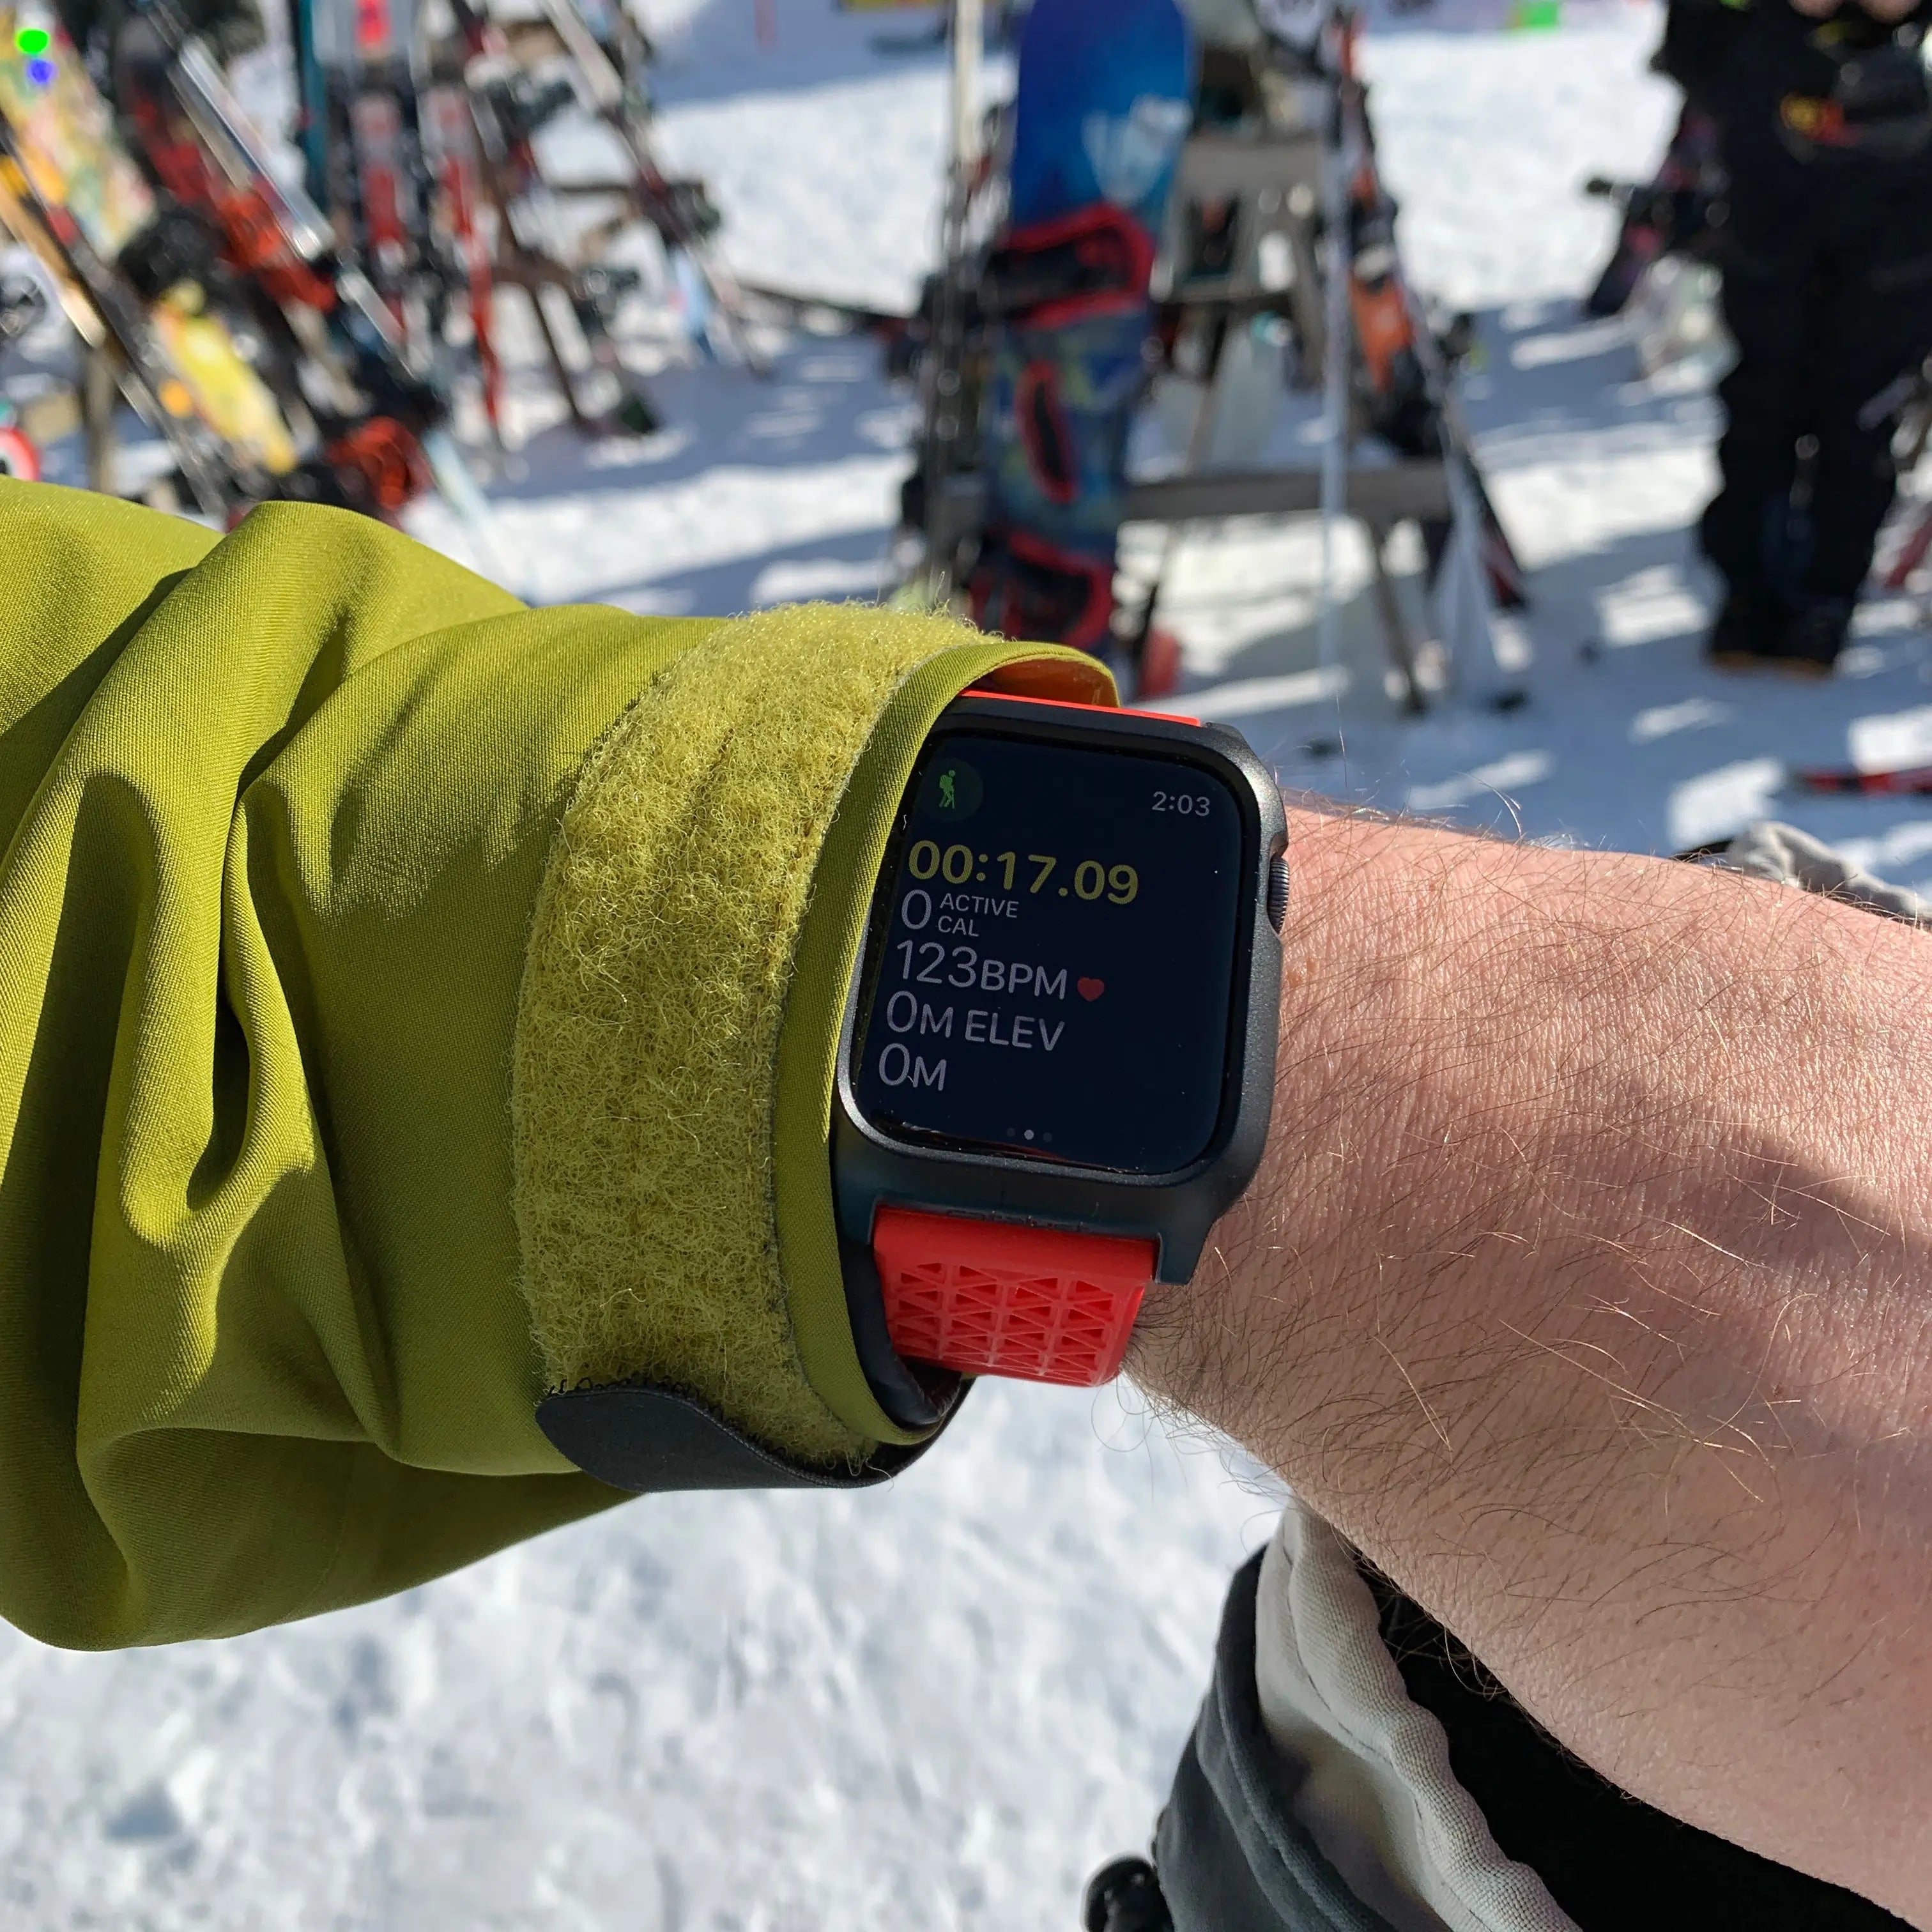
[1792,765,1932,795]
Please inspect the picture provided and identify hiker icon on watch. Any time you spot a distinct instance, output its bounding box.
[923,756,983,822]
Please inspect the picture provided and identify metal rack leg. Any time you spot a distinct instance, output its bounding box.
[1365,516,1427,716]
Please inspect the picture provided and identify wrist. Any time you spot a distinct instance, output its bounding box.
[1130,804,1495,1483]
[832,694,1284,1402]
[1130,804,1932,1918]
[1136,804,1913,1526]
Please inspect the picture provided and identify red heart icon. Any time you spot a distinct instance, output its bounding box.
[1077,977,1105,1001]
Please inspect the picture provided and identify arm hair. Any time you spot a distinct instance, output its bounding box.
[1132,806,1932,1923]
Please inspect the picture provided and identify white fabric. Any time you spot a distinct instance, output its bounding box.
[1721,820,1931,924]
[1178,0,1268,49]
[1252,1501,1580,1932]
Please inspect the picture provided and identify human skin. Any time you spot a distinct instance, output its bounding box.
[1132,805,1932,1923]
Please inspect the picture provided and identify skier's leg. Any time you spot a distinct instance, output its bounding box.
[1802,190,1932,637]
[1708,169,1808,649]
[1700,233,1809,642]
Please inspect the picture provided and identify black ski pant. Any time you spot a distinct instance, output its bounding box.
[1701,151,1932,611]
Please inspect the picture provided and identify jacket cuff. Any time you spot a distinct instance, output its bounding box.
[511,604,1110,1468]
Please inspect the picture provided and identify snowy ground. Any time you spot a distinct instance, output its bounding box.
[0,1382,1277,1929]
[7,4,1932,1930]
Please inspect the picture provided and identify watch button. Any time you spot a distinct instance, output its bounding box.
[1267,852,1290,932]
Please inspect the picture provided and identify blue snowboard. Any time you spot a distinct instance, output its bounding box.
[970,0,1194,653]
[1008,0,1195,234]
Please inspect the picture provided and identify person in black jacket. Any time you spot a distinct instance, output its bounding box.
[1666,0,1932,673]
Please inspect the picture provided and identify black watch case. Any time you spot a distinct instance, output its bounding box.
[832,693,1287,1428]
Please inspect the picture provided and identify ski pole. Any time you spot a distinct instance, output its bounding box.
[1315,14,1354,697]
[921,0,981,596]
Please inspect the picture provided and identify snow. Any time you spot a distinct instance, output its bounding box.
[0,1384,1276,1928]
[8,3,1932,1927]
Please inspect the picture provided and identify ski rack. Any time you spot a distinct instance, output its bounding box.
[0,0,752,519]
[119,0,520,542]
[434,0,666,438]
[1121,22,1525,712]
[908,10,1524,714]
[532,0,770,375]
[0,130,238,516]
[1136,100,1450,711]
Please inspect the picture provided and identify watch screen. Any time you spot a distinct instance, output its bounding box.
[852,728,1247,1176]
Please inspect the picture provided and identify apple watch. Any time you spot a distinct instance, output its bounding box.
[834,689,1287,1426]
[533,684,1285,1494]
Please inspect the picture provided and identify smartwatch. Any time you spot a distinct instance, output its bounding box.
[834,690,1287,1425]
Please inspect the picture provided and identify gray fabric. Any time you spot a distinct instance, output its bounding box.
[1719,820,1931,923]
[1156,1551,1402,1932]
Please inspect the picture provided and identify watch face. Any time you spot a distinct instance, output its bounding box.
[850,727,1248,1176]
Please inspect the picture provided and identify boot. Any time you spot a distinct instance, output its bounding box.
[1703,586,1786,670]
[1775,600,1850,678]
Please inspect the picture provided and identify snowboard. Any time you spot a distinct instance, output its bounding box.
[967,0,1194,654]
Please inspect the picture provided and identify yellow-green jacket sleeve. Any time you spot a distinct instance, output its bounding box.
[0,479,1109,1648]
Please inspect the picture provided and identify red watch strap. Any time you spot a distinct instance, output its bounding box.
[871,1206,1156,1388]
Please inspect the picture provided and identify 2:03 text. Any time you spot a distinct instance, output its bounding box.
[1151,790,1213,816]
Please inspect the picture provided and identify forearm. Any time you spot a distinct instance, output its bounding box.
[1135,804,1932,1920]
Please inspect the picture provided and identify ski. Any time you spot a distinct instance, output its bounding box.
[420,78,502,439]
[335,0,426,338]
[170,33,336,261]
[1791,765,1932,795]
[533,0,767,372]
[1333,29,1528,613]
